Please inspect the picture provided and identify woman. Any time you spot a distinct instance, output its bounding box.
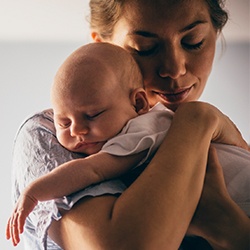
[10,0,250,249]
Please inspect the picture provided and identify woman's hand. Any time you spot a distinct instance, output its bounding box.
[209,108,249,151]
[176,101,249,150]
[187,146,250,250]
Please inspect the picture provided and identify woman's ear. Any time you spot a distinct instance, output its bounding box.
[130,88,150,115]
[91,32,103,42]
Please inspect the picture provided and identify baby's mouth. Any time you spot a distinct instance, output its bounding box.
[74,141,97,150]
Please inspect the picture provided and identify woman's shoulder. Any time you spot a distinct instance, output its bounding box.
[16,108,55,137]
[23,108,54,126]
[31,108,55,132]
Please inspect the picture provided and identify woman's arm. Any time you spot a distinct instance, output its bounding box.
[49,102,240,250]
[188,146,250,250]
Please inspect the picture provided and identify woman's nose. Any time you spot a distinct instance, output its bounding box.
[158,47,186,79]
[70,122,89,137]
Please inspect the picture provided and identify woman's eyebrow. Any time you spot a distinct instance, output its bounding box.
[129,21,208,38]
[129,30,158,38]
[180,20,208,33]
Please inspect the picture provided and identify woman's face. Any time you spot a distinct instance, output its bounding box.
[103,0,217,111]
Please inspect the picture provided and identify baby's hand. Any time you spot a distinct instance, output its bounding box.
[6,192,38,246]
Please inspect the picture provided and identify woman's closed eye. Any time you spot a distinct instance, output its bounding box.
[182,40,204,50]
[126,39,158,57]
[135,46,158,56]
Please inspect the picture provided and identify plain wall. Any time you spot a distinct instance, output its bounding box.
[1,39,249,250]
[1,41,85,250]
[201,41,250,142]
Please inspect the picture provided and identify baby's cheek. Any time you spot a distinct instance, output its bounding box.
[56,130,68,146]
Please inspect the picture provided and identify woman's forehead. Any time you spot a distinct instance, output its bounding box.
[122,0,210,27]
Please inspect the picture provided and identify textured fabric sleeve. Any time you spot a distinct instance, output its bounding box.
[11,110,126,250]
[213,142,250,216]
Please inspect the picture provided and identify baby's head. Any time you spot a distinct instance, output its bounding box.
[51,43,149,155]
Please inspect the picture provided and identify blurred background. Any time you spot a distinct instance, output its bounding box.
[0,0,249,249]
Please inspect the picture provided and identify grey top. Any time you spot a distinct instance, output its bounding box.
[12,107,250,249]
[11,109,127,249]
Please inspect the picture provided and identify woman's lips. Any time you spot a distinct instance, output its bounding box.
[155,87,192,103]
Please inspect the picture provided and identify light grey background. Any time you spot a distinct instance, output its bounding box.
[1,1,249,249]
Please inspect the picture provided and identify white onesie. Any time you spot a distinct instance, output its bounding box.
[101,103,250,216]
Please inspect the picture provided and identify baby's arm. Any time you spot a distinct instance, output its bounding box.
[29,150,147,200]
[6,150,146,245]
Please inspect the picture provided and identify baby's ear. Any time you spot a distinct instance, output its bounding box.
[130,88,149,115]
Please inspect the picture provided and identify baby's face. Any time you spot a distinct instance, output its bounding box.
[52,64,138,155]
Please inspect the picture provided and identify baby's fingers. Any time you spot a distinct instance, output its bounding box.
[7,211,24,246]
[17,210,27,234]
[6,217,19,246]
[6,217,12,240]
[11,214,21,246]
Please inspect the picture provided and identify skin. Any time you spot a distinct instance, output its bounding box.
[92,0,250,248]
[7,0,250,249]
[6,43,150,246]
[52,43,147,155]
[47,0,249,248]
[188,146,250,249]
[48,102,249,250]
[93,0,216,111]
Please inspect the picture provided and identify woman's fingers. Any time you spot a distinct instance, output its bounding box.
[206,146,227,187]
[187,146,229,236]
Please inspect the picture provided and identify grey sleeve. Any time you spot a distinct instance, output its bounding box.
[11,110,126,249]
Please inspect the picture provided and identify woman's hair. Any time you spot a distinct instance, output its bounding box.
[89,0,124,39]
[205,0,228,32]
[89,0,228,39]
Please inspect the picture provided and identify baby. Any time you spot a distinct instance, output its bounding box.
[6,43,250,246]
